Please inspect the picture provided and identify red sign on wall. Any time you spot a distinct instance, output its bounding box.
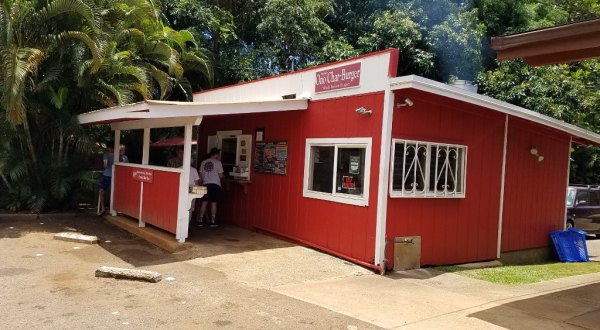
[132,169,154,183]
[315,62,361,93]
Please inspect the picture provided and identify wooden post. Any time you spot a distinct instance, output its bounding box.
[138,128,151,228]
[176,124,193,242]
[110,129,121,216]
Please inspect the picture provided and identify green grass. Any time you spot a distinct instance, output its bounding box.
[435,262,600,285]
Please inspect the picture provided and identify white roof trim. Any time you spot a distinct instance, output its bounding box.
[78,98,309,125]
[389,75,600,144]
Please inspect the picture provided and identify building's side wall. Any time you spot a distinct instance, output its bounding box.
[386,90,505,266]
[501,118,570,252]
[198,92,384,264]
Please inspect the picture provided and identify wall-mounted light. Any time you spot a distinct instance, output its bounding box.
[355,107,372,116]
[396,97,414,108]
[530,146,544,162]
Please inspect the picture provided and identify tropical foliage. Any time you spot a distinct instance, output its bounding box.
[0,0,212,211]
[1,0,598,211]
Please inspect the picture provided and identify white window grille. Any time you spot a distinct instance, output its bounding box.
[390,139,467,198]
[303,138,372,206]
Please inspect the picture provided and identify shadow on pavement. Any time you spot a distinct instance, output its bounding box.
[469,282,600,329]
[386,268,448,280]
[0,213,294,267]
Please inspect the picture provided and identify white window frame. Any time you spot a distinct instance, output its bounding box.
[389,139,467,198]
[303,138,372,206]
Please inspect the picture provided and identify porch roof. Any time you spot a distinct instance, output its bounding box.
[490,18,600,66]
[77,98,309,128]
[390,75,600,145]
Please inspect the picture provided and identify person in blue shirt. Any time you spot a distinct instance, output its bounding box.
[98,142,128,215]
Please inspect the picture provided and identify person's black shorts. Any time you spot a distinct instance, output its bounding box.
[202,183,222,203]
[98,175,111,189]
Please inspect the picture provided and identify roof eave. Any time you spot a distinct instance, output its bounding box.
[389,75,600,145]
[77,98,310,126]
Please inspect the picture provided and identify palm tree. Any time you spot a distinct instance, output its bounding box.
[78,0,213,106]
[0,0,213,211]
[0,0,101,190]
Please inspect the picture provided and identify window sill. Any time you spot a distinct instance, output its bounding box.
[303,190,368,206]
[389,192,466,199]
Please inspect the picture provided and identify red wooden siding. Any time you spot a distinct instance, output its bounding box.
[386,90,505,266]
[501,118,570,252]
[198,92,384,264]
[141,170,180,234]
[113,165,180,234]
[113,165,142,218]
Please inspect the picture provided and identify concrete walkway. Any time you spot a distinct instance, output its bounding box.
[272,269,600,329]
[269,238,600,329]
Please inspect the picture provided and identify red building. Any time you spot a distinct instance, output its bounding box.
[78,49,600,272]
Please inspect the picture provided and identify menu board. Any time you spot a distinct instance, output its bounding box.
[254,141,288,175]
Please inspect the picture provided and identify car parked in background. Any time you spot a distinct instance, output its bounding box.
[566,185,600,237]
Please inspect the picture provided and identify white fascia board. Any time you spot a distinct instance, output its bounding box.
[146,99,309,117]
[390,75,600,144]
[79,99,309,126]
[110,116,202,130]
[77,101,149,124]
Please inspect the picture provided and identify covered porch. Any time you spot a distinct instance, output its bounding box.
[78,98,308,243]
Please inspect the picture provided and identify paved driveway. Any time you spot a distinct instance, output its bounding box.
[0,214,375,329]
[2,214,600,329]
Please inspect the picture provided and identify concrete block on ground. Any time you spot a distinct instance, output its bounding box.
[95,266,162,283]
[54,232,98,244]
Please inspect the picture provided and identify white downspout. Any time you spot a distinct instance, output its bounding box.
[564,137,572,230]
[374,87,395,273]
[497,115,508,258]
[176,124,193,242]
[110,129,121,216]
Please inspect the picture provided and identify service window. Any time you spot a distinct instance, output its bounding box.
[303,138,371,206]
[207,131,252,180]
[390,139,467,198]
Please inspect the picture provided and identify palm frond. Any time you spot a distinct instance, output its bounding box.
[98,79,124,105]
[53,31,102,73]
[181,51,214,86]
[1,46,46,124]
[141,63,171,99]
[36,0,99,30]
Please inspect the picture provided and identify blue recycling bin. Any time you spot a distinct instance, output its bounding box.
[550,228,590,262]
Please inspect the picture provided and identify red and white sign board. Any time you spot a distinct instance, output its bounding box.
[315,62,361,93]
[132,169,154,183]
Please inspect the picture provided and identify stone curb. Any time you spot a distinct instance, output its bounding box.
[54,232,98,244]
[95,266,162,283]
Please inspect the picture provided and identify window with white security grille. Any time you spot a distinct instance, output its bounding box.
[390,139,467,198]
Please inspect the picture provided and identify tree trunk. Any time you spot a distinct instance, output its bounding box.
[0,172,13,191]
[58,126,64,164]
[22,116,42,185]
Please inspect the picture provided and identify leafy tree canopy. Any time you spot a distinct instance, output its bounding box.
[1,0,599,210]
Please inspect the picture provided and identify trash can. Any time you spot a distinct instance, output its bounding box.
[550,228,589,262]
[393,236,421,271]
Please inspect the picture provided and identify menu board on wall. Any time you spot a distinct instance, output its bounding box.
[254,141,288,175]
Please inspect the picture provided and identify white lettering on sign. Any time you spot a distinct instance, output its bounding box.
[132,169,154,183]
[315,62,361,93]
